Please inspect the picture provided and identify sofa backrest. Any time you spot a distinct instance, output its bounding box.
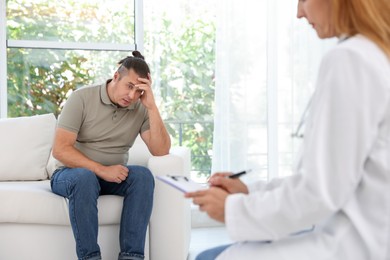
[127,135,152,167]
[0,113,56,181]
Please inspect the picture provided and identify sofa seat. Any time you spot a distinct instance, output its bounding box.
[0,180,123,225]
[0,114,191,260]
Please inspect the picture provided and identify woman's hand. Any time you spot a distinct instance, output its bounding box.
[185,187,229,223]
[208,172,249,194]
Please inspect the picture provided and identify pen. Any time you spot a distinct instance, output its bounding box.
[229,169,252,179]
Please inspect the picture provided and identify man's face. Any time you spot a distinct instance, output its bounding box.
[111,68,144,107]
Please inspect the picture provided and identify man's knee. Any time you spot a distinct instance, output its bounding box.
[74,168,97,182]
[126,166,155,191]
[131,166,154,182]
[52,168,100,198]
[69,168,100,193]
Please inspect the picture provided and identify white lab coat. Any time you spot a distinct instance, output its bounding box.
[219,35,390,260]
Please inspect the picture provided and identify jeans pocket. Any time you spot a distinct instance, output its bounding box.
[50,168,71,197]
[50,168,62,188]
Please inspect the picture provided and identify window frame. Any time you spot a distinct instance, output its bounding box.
[0,0,144,118]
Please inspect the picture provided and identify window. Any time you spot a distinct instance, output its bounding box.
[211,0,335,182]
[7,0,135,43]
[1,0,139,118]
[143,0,217,179]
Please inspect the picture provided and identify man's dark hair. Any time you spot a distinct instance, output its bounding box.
[117,51,150,79]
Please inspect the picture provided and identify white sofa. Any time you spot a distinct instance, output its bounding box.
[0,113,191,260]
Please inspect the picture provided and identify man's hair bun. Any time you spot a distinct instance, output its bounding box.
[117,51,146,66]
[117,50,150,78]
[132,50,145,60]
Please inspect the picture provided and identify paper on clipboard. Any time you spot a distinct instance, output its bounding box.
[156,175,208,193]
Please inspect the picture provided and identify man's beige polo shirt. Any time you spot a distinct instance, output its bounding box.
[56,80,150,168]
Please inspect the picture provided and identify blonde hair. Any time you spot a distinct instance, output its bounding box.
[332,0,390,57]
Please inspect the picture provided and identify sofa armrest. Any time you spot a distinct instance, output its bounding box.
[147,147,191,260]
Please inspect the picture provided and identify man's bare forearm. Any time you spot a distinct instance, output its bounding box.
[147,107,171,155]
[53,144,103,174]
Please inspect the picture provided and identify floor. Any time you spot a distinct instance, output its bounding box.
[188,226,232,260]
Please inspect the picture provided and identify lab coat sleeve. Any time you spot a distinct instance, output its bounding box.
[225,43,390,242]
[247,174,299,194]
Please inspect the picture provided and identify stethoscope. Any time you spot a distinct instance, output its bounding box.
[291,97,312,139]
[291,36,349,139]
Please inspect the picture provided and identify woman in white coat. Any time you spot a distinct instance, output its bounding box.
[186,0,390,259]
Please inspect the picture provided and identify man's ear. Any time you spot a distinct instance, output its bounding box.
[113,71,120,81]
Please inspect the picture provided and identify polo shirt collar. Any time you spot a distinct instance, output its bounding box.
[100,79,138,110]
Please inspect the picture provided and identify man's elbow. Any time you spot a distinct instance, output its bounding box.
[152,147,170,156]
[52,142,68,161]
[151,142,171,156]
[52,145,62,160]
[152,151,169,156]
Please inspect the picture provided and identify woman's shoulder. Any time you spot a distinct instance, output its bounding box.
[341,35,384,54]
[325,35,389,67]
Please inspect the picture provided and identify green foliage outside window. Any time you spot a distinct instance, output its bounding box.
[145,15,215,176]
[6,0,133,117]
[7,49,92,117]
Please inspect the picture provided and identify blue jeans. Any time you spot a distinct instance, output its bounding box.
[50,166,154,260]
[195,244,231,260]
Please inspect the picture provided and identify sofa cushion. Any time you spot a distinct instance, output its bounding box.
[0,181,123,225]
[0,114,56,181]
[127,136,152,166]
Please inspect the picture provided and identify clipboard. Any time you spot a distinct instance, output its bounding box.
[156,175,208,193]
